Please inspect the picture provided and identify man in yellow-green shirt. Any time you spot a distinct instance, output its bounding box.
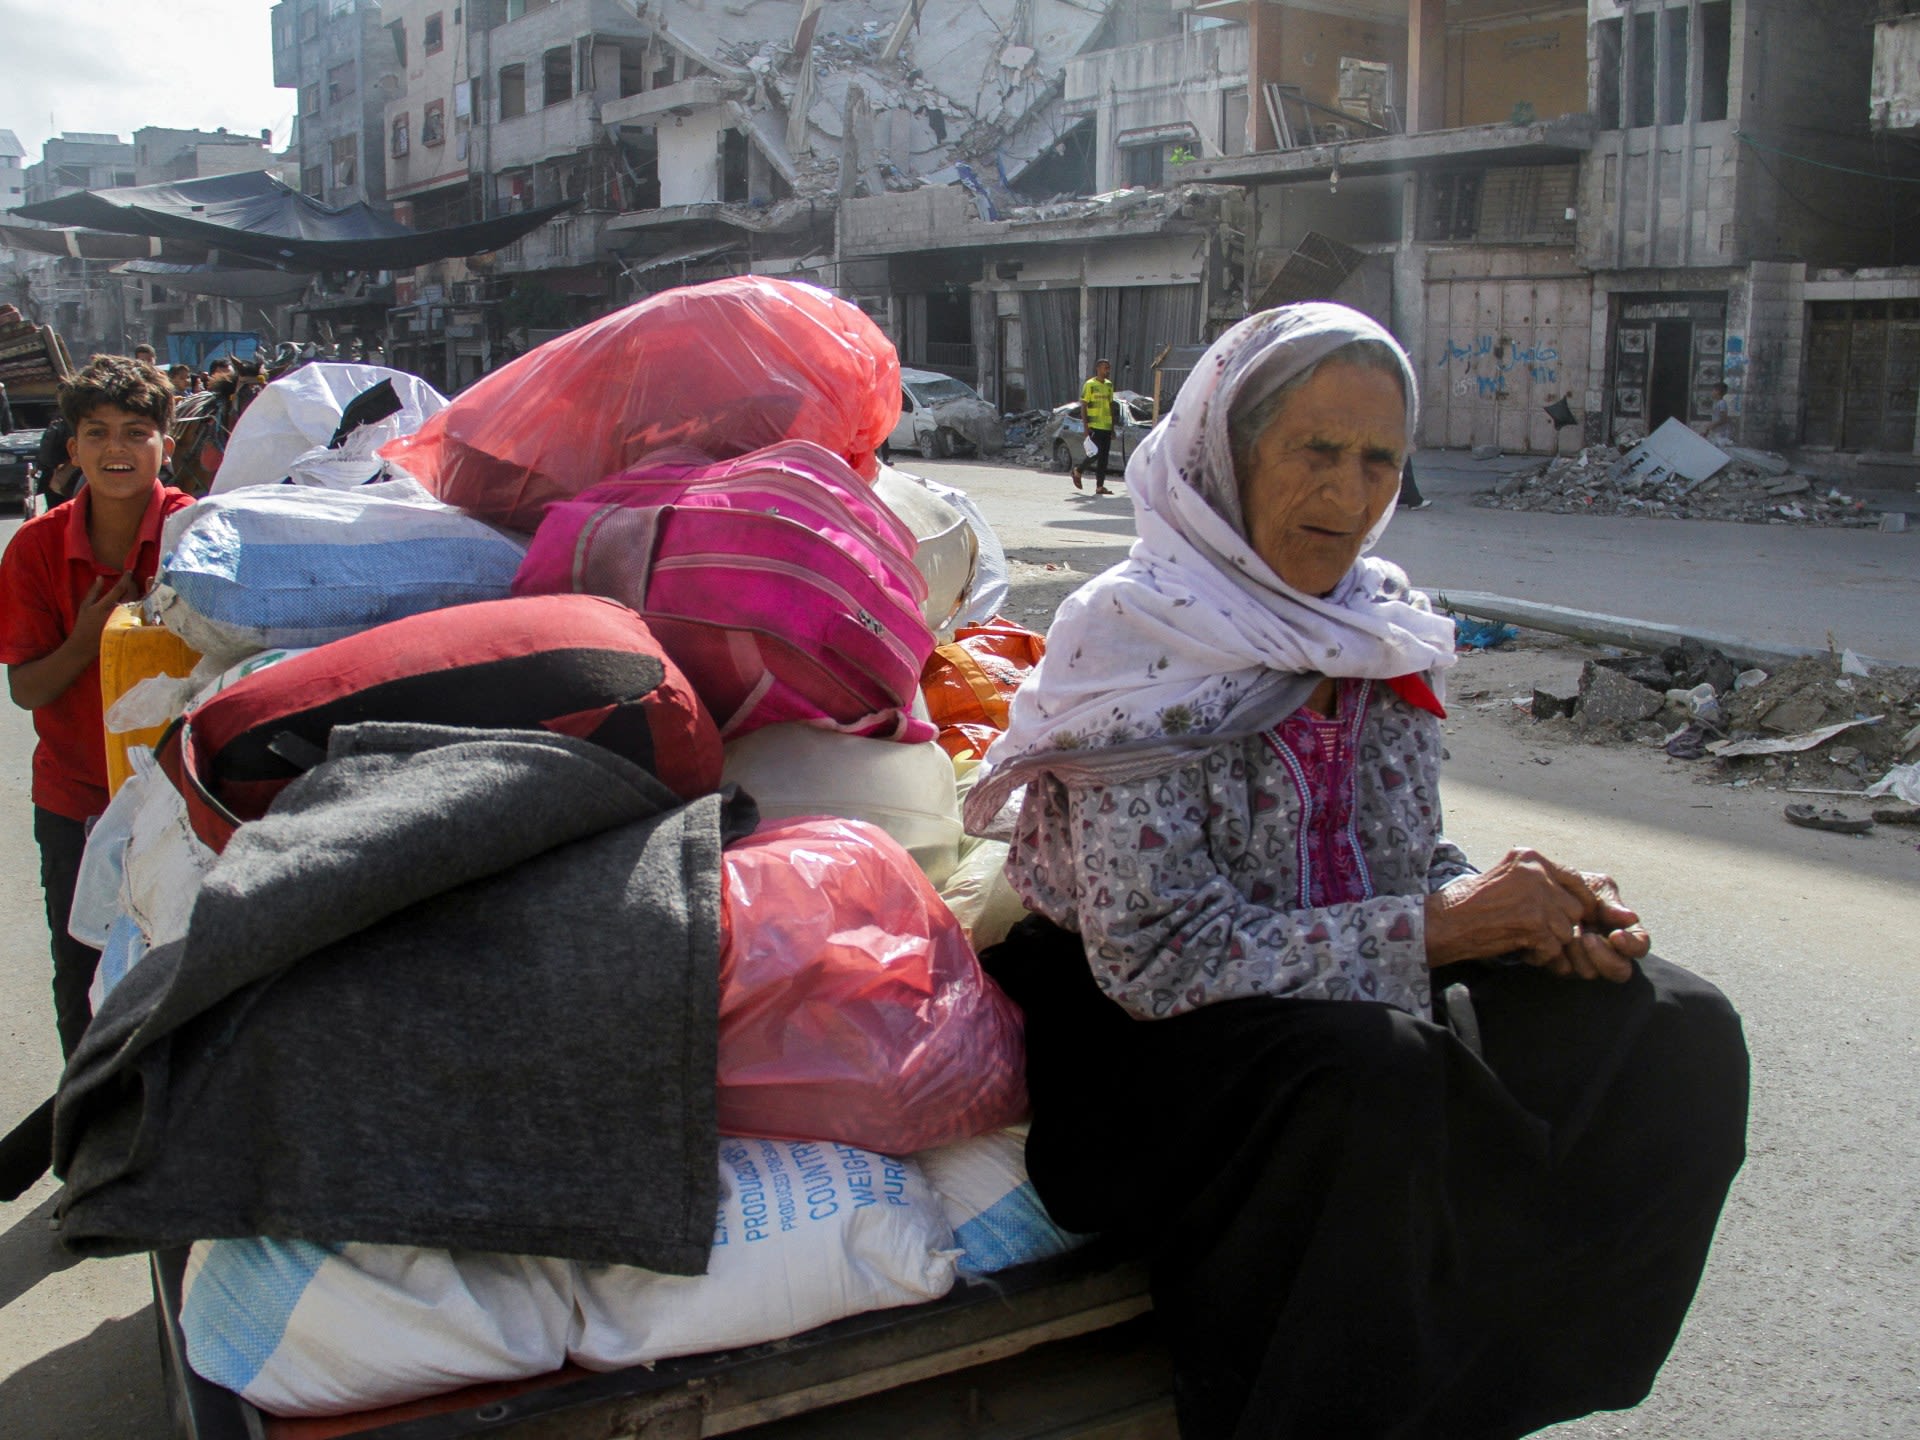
[1072,358,1118,496]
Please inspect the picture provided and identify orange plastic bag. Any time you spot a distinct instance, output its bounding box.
[921,621,1047,760]
[381,278,900,532]
[718,818,1028,1154]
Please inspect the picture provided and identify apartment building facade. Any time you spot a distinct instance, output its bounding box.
[272,0,401,207]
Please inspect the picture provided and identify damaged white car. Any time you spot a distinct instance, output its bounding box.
[885,369,1005,460]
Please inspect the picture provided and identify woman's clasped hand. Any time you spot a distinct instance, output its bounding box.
[1425,847,1651,980]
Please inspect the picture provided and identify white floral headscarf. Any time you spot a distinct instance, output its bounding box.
[963,303,1457,831]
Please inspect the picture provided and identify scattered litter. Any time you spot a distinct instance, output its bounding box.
[1841,649,1872,677]
[1454,616,1518,650]
[1872,804,1920,826]
[1782,803,1874,836]
[1903,721,1920,757]
[1734,668,1769,690]
[1532,756,1552,765]
[1665,722,1717,761]
[1707,716,1883,758]
[1865,761,1920,807]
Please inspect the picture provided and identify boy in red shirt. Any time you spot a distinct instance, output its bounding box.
[0,356,194,1058]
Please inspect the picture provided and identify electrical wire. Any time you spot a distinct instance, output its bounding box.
[1733,129,1920,182]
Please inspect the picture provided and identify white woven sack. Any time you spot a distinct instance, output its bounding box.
[572,1138,958,1370]
[874,468,978,634]
[153,479,527,664]
[120,760,216,950]
[914,1125,1087,1276]
[213,363,448,494]
[720,725,965,887]
[181,1238,574,1418]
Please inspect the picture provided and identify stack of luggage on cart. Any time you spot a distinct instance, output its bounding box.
[57,278,1085,1419]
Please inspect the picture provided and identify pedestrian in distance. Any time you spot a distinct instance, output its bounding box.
[1070,357,1118,497]
[0,356,195,1059]
[1706,381,1734,444]
[1397,456,1431,510]
[132,344,156,366]
[166,362,191,394]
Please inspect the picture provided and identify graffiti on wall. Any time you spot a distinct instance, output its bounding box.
[1434,334,1559,398]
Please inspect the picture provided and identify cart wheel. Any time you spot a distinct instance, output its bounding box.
[931,428,957,459]
[1053,439,1073,472]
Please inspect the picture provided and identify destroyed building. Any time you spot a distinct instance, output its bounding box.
[236,0,1920,467]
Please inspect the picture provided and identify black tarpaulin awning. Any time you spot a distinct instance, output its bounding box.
[9,170,575,269]
[115,260,313,302]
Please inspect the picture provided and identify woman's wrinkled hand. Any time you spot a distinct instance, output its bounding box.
[1423,848,1647,983]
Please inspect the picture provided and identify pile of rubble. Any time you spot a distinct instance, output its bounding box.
[1478,443,1884,527]
[1532,642,1920,796]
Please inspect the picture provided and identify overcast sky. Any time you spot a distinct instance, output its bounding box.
[0,0,293,168]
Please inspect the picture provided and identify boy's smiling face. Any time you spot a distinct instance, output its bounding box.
[68,404,173,502]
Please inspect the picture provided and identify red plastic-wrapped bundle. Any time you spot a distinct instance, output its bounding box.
[380,277,901,532]
[718,818,1028,1154]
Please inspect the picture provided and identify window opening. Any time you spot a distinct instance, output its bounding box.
[328,60,356,105]
[1336,57,1393,130]
[301,82,321,116]
[423,99,446,146]
[1419,171,1482,241]
[499,63,526,119]
[1123,143,1165,188]
[390,20,407,67]
[719,128,750,203]
[301,164,324,197]
[1699,2,1731,123]
[392,114,410,157]
[331,134,357,189]
[1660,8,1689,126]
[1627,12,1657,126]
[1595,19,1622,129]
[425,13,444,54]
[543,46,573,107]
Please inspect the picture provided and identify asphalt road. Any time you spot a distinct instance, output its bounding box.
[1,457,1916,1436]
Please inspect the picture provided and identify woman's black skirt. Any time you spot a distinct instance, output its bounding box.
[983,919,1749,1440]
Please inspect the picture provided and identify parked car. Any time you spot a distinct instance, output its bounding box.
[0,428,44,509]
[1037,390,1157,473]
[886,369,1004,460]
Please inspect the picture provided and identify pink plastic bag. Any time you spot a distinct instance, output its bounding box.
[514,442,936,743]
[380,278,901,533]
[719,818,1028,1153]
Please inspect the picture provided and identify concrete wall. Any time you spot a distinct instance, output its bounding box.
[840,185,978,255]
[386,0,471,200]
[1066,27,1249,186]
[1871,14,1920,133]
[469,0,647,175]
[1262,8,1410,117]
[278,0,396,205]
[1447,10,1589,127]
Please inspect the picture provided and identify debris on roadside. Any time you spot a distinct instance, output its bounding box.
[1522,646,1920,796]
[1477,438,1884,527]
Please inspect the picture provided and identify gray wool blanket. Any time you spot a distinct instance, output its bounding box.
[53,721,751,1274]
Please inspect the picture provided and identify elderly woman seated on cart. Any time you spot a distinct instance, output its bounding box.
[970,303,1749,1440]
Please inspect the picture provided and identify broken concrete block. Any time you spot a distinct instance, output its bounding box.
[1596,653,1675,692]
[1881,511,1910,533]
[1764,476,1812,496]
[1473,444,1502,460]
[1578,662,1663,729]
[1494,472,1525,498]
[1722,445,1791,476]
[1758,695,1829,734]
[1531,682,1579,720]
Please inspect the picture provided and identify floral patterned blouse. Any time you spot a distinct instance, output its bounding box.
[1006,679,1477,1021]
